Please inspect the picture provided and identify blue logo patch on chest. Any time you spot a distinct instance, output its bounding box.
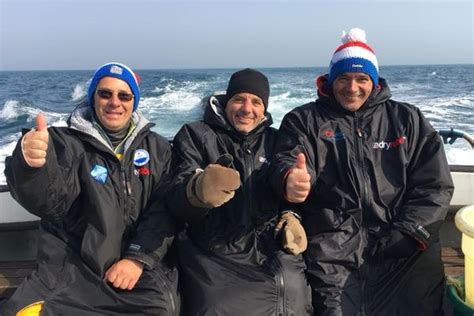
[133,149,150,167]
[90,164,108,184]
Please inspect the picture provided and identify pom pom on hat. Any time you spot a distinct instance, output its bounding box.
[328,28,379,86]
[87,62,141,111]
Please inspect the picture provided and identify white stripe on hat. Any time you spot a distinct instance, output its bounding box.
[331,46,379,71]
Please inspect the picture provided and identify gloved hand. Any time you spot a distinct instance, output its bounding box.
[186,163,241,208]
[274,212,307,255]
[375,229,418,259]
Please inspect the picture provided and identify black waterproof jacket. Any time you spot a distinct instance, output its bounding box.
[270,77,454,315]
[167,95,312,315]
[2,103,179,315]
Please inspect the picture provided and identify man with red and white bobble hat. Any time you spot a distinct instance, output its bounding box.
[271,28,453,315]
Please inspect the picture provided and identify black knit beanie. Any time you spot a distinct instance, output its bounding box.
[223,68,270,110]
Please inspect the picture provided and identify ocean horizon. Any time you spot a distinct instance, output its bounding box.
[1,64,473,185]
[1,63,472,72]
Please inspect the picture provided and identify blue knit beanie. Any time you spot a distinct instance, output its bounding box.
[87,62,140,111]
[328,28,379,86]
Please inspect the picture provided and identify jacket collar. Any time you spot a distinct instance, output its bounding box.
[67,101,152,153]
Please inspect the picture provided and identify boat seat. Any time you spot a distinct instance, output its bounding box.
[0,247,464,299]
[0,260,37,298]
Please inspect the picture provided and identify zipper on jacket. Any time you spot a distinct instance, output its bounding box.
[270,254,286,315]
[354,118,370,212]
[120,165,132,197]
[354,114,369,316]
[119,165,132,225]
[242,140,256,223]
[153,268,178,316]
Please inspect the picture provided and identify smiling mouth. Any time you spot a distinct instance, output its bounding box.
[104,112,124,118]
[236,116,253,123]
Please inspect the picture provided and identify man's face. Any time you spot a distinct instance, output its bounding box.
[332,72,374,112]
[225,92,265,134]
[94,77,134,131]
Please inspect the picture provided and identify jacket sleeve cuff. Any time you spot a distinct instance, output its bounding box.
[282,168,293,202]
[281,209,302,221]
[393,222,430,251]
[124,243,159,269]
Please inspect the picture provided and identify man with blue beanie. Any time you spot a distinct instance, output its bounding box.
[271,28,453,315]
[2,62,179,315]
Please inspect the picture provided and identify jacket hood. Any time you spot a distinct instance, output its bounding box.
[316,74,392,112]
[202,93,273,140]
[67,101,152,152]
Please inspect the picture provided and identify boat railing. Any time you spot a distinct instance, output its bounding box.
[438,128,474,149]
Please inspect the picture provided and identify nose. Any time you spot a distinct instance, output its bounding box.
[347,79,358,92]
[109,94,122,107]
[241,98,252,112]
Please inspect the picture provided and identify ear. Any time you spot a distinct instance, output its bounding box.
[316,75,330,97]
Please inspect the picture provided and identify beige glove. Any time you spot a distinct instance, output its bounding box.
[186,164,241,208]
[274,212,307,255]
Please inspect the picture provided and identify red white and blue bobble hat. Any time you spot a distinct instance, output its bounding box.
[328,28,379,86]
[87,62,141,111]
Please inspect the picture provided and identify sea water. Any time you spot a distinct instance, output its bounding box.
[0,65,473,185]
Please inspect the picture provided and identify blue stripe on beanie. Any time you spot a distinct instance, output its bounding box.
[327,28,379,87]
[329,57,379,86]
[87,62,140,111]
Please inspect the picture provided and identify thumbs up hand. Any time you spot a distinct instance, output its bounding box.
[285,153,311,203]
[21,113,49,168]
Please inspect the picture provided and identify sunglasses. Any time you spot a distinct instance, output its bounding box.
[96,89,134,102]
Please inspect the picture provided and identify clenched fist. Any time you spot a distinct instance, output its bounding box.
[105,258,144,290]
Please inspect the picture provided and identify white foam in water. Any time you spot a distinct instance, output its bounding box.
[1,99,68,124]
[445,147,474,165]
[0,139,20,185]
[71,82,87,101]
[143,94,202,112]
[0,100,21,120]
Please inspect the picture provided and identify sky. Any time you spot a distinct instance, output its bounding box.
[0,0,472,71]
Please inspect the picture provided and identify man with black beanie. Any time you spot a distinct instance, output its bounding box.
[166,68,312,315]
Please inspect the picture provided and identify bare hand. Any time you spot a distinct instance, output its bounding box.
[21,113,49,168]
[104,258,144,290]
[285,153,311,203]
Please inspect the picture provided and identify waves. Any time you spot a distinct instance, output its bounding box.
[71,82,88,102]
[0,65,473,185]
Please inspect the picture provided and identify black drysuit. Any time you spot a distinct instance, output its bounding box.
[167,96,312,315]
[270,77,454,315]
[2,103,179,315]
